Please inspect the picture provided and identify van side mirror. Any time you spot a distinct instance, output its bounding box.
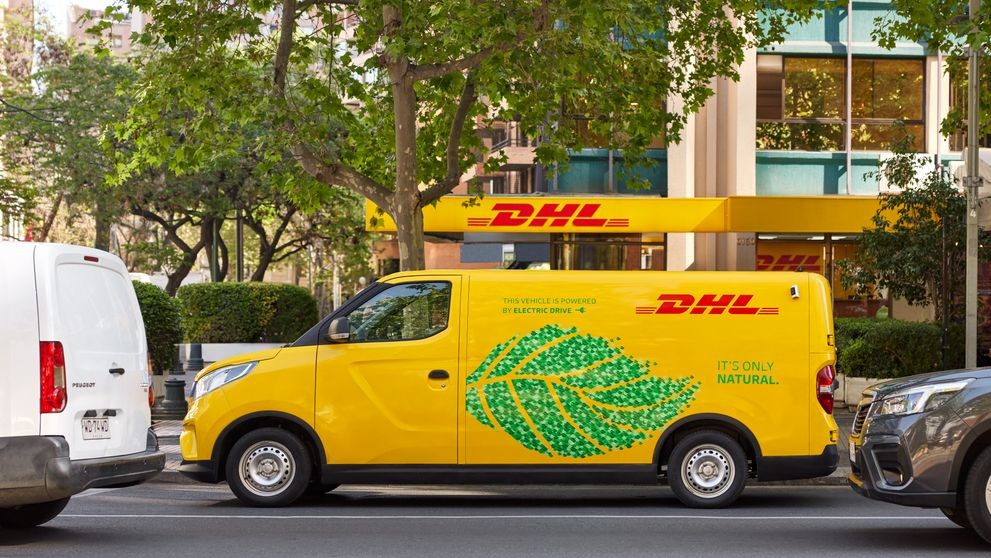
[326,317,350,343]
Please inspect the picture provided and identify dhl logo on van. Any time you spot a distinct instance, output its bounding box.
[756,255,821,273]
[636,294,779,316]
[467,203,630,228]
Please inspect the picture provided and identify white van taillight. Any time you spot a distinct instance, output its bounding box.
[816,365,835,415]
[40,341,68,413]
[148,384,154,407]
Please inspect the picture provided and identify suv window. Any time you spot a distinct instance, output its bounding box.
[347,282,451,342]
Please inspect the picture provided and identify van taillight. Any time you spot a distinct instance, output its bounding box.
[816,365,835,415]
[148,384,154,407]
[40,341,67,413]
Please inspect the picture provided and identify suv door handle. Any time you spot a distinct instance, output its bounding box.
[428,369,449,380]
[109,368,125,376]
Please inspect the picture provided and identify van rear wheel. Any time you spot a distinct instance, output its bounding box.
[668,430,747,509]
[226,428,311,508]
[0,497,70,529]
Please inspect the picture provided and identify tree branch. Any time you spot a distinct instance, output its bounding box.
[420,74,477,205]
[273,0,297,94]
[290,143,392,209]
[410,48,494,82]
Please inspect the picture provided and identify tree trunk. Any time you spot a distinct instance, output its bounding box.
[393,204,425,271]
[166,254,197,296]
[94,199,111,252]
[38,192,63,242]
[218,233,229,282]
[251,242,274,281]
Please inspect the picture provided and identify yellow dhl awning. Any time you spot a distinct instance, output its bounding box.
[365,195,882,234]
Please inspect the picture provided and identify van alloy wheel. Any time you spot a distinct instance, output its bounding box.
[225,428,312,508]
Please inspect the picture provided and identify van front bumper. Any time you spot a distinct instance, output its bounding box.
[0,430,165,507]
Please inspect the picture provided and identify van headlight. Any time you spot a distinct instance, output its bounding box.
[873,379,972,417]
[191,362,257,401]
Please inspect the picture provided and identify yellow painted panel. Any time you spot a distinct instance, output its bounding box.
[366,195,885,234]
[727,196,882,234]
[366,196,728,233]
[180,346,318,462]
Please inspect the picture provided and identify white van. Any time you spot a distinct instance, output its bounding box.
[0,243,165,528]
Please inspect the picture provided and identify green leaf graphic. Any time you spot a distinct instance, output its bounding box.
[466,325,700,458]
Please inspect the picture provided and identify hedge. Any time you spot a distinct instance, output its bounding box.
[132,281,183,374]
[835,318,963,379]
[177,282,318,343]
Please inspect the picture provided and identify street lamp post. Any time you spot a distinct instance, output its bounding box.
[965,0,983,369]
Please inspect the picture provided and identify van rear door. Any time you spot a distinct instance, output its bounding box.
[36,246,151,460]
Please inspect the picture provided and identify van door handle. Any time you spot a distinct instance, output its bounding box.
[428,369,449,380]
[109,368,125,376]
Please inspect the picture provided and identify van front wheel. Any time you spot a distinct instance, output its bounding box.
[226,428,311,508]
[668,430,747,509]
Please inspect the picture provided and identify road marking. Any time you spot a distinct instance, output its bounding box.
[60,514,946,521]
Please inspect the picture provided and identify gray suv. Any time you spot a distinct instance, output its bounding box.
[849,368,991,543]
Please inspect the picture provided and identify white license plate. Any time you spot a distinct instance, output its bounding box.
[849,441,857,463]
[82,418,110,440]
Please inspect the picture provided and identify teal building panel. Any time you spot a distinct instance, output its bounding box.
[554,149,667,196]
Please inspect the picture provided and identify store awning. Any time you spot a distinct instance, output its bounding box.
[365,195,883,234]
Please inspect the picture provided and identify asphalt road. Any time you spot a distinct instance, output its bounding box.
[2,484,987,557]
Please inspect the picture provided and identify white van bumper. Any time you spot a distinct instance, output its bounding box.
[0,430,165,507]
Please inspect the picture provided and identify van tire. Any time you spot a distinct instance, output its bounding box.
[668,430,746,509]
[226,428,312,508]
[964,446,991,543]
[0,497,70,528]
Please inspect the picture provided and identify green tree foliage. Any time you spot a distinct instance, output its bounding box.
[838,153,968,324]
[132,280,183,373]
[177,282,318,343]
[873,0,991,140]
[116,0,823,271]
[0,36,135,248]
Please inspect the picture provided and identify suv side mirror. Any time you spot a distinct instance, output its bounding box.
[326,317,350,343]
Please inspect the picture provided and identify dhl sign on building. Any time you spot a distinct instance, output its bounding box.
[366,195,887,317]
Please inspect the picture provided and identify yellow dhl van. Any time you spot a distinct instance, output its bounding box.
[179,270,839,508]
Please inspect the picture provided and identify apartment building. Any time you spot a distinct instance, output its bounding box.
[67,4,147,56]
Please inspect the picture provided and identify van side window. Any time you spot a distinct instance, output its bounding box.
[346,282,451,342]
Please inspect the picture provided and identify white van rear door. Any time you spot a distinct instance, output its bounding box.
[36,246,151,460]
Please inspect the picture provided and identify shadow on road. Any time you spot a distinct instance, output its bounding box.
[0,526,138,548]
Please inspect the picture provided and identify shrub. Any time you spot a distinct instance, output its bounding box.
[835,318,947,379]
[132,281,183,374]
[177,282,318,343]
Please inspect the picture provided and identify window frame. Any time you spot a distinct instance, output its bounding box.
[342,281,454,344]
[756,54,927,152]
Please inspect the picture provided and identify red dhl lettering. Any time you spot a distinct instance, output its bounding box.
[467,203,630,228]
[756,255,821,273]
[635,294,779,316]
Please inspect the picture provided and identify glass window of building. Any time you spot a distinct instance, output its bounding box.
[551,234,665,270]
[756,55,925,152]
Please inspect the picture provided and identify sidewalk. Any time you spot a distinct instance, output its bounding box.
[150,409,856,486]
